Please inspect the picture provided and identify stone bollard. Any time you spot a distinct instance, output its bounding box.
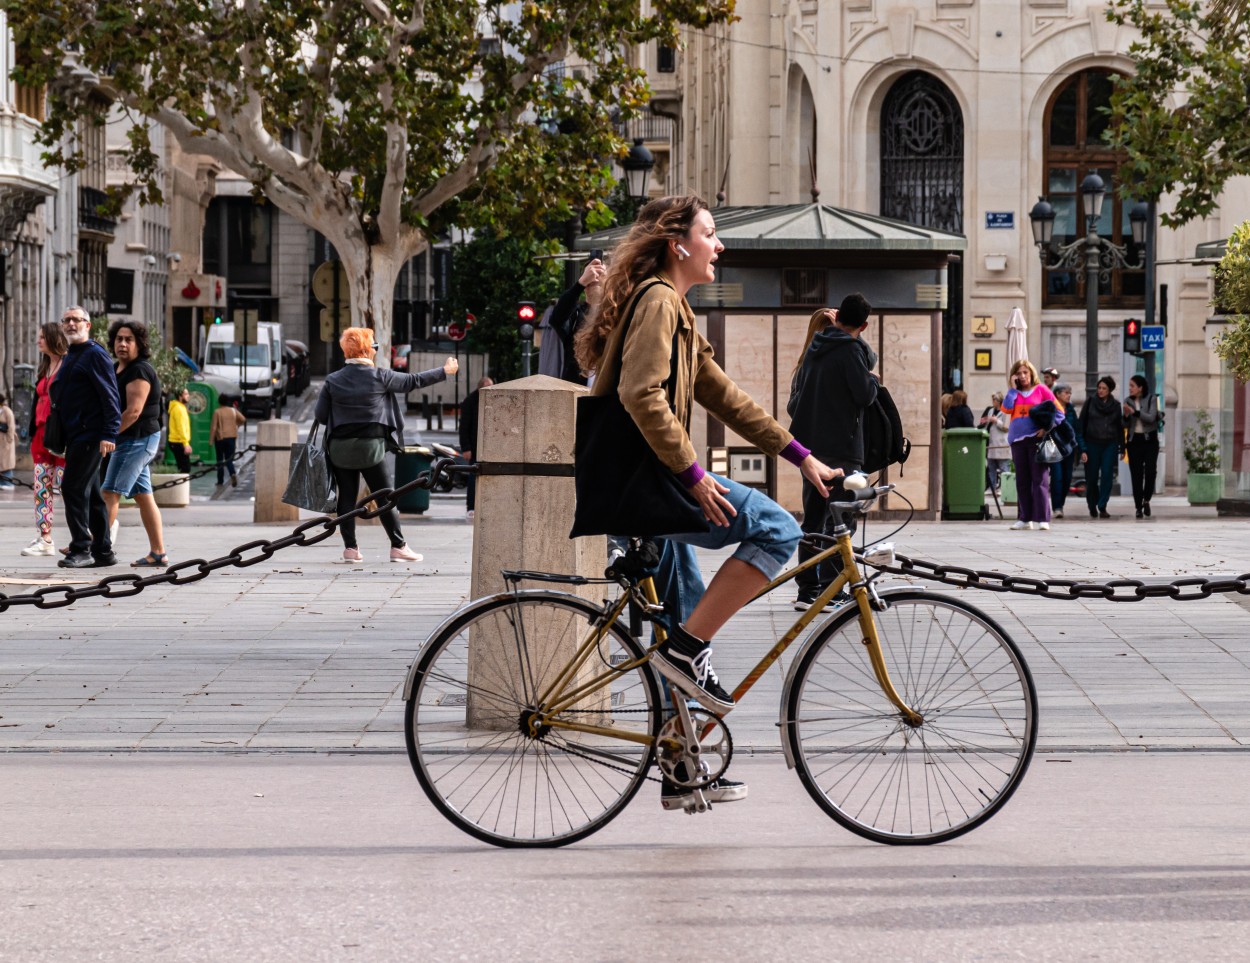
[254,420,300,523]
[468,375,607,727]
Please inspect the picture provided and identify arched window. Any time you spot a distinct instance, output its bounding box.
[881,72,963,390]
[880,72,963,232]
[1042,69,1144,308]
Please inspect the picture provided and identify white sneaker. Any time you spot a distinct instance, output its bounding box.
[1038,522,1051,531]
[21,537,54,557]
[1010,521,1033,531]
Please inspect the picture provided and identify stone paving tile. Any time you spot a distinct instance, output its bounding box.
[1,492,1247,752]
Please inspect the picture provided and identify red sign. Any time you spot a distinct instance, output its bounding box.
[448,322,466,342]
[181,279,201,300]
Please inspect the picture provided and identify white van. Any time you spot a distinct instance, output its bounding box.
[202,321,287,417]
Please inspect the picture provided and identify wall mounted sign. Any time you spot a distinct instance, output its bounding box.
[985,212,1014,229]
[974,349,993,371]
[972,315,995,338]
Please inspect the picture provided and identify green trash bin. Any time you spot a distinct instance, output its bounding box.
[942,428,989,520]
[166,380,219,469]
[394,446,432,514]
[1000,471,1017,505]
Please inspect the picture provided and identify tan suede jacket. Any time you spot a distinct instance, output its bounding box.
[591,275,793,474]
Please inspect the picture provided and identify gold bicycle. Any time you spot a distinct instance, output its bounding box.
[403,482,1038,848]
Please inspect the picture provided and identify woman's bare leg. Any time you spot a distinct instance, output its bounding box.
[132,493,165,555]
[684,558,767,640]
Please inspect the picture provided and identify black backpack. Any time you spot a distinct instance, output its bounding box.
[860,383,911,476]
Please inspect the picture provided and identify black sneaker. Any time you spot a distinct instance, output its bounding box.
[793,590,823,612]
[661,777,749,812]
[650,626,735,714]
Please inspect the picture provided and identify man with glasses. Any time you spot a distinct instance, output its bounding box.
[54,308,121,568]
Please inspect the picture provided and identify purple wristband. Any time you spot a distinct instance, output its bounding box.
[779,438,810,467]
[676,461,706,489]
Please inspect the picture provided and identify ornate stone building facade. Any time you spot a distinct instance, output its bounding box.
[651,0,1248,485]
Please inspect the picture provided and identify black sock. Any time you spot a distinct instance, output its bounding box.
[666,622,707,656]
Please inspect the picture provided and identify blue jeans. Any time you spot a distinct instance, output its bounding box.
[1084,441,1119,512]
[101,432,161,497]
[1050,453,1075,510]
[643,473,802,630]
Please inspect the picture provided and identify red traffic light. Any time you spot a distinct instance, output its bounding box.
[1125,319,1138,335]
[516,301,536,322]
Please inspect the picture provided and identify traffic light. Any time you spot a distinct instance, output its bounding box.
[212,309,224,325]
[1123,317,1141,355]
[516,301,536,325]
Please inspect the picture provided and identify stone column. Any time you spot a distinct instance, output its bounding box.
[467,375,608,727]
[253,419,299,523]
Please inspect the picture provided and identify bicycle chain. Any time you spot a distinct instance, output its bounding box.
[535,711,662,784]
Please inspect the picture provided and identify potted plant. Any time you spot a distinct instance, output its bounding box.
[1183,408,1222,505]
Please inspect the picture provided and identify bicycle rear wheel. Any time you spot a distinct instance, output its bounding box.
[785,591,1037,844]
[405,590,662,848]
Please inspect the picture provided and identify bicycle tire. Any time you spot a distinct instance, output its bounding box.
[785,590,1037,844]
[405,590,662,848]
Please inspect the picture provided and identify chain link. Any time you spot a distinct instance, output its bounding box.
[0,457,467,614]
[878,552,1250,603]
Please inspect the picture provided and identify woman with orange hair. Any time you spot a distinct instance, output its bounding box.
[314,328,458,563]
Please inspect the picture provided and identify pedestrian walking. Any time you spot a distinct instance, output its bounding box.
[54,306,121,568]
[979,392,1011,492]
[99,320,168,568]
[573,193,839,810]
[1078,376,1122,519]
[21,321,68,556]
[314,327,458,563]
[1041,366,1060,390]
[167,387,193,473]
[209,396,246,487]
[0,392,15,490]
[787,295,878,610]
[1002,359,1062,531]
[1124,374,1161,518]
[1049,382,1077,517]
[458,375,494,520]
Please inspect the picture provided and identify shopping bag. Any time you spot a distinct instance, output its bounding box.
[282,423,338,512]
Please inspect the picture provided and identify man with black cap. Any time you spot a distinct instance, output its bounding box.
[787,292,878,610]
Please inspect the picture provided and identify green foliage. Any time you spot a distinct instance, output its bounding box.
[1183,408,1221,474]
[1212,221,1250,382]
[91,315,190,398]
[1106,0,1250,227]
[6,0,738,341]
[447,230,564,380]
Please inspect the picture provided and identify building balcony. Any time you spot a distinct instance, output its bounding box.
[0,107,57,234]
[79,185,117,237]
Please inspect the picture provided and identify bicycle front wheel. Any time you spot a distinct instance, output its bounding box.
[785,591,1037,844]
[405,590,662,848]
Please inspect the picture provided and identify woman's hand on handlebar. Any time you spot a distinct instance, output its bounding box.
[800,455,842,499]
[689,473,736,527]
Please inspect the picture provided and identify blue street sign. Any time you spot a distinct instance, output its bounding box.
[985,212,1015,230]
[1141,325,1165,351]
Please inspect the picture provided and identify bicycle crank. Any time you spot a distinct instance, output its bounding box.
[655,702,733,789]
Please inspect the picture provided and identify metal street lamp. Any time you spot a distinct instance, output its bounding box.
[621,137,655,203]
[1028,173,1146,401]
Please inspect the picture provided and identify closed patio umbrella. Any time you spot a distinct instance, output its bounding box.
[1005,306,1028,370]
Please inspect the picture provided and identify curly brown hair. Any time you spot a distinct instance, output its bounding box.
[573,194,709,374]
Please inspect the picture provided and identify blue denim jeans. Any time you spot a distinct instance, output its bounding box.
[101,432,161,497]
[643,473,802,630]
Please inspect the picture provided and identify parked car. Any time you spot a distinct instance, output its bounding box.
[392,343,412,372]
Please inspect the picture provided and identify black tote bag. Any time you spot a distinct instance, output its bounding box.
[569,282,709,539]
[283,423,338,513]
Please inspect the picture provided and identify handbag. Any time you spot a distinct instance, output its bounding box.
[569,281,710,539]
[1035,434,1062,464]
[282,423,338,513]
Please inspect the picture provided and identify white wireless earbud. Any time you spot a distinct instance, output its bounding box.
[676,244,691,261]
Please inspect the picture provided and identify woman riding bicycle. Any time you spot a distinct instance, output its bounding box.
[574,194,839,738]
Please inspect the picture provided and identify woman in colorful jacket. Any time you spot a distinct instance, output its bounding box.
[1001,359,1063,531]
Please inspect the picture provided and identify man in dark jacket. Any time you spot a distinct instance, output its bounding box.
[540,257,604,385]
[458,376,493,519]
[55,307,122,568]
[787,293,878,609]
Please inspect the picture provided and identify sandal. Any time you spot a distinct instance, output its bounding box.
[132,552,169,568]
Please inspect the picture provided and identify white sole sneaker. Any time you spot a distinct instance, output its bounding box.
[20,539,54,557]
[1009,521,1033,531]
[661,779,749,812]
[1038,522,1050,531]
[649,648,735,715]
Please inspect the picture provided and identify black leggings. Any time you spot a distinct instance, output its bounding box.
[1126,433,1159,510]
[330,459,406,549]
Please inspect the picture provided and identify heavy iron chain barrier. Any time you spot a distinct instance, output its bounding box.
[6,445,261,493]
[1,456,1248,614]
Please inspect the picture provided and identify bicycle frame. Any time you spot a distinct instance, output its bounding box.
[527,519,922,747]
